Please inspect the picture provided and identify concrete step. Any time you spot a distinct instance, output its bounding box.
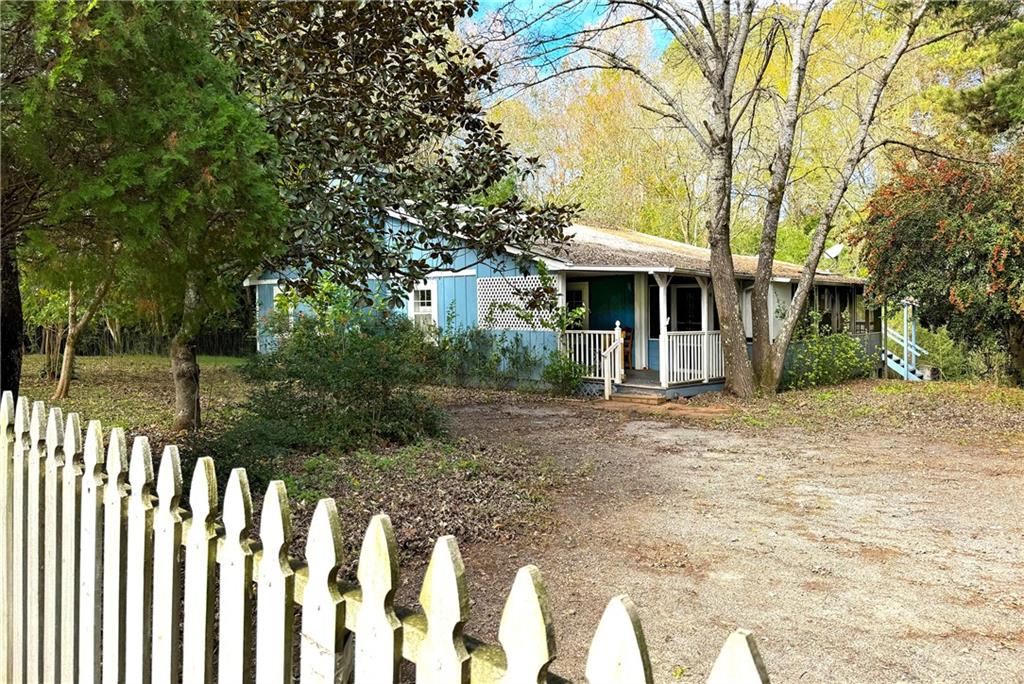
[608,394,667,406]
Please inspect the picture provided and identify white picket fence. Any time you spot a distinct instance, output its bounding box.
[0,391,770,683]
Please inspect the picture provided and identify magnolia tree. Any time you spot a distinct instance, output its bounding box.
[213,1,575,304]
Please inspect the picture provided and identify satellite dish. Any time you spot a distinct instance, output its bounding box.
[824,244,844,260]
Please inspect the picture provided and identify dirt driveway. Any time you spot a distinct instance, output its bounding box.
[445,393,1024,683]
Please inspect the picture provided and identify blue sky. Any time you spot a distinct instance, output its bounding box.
[473,0,673,56]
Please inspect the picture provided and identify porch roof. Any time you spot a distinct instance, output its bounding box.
[542,224,864,286]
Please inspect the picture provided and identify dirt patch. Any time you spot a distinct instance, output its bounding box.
[447,387,1024,683]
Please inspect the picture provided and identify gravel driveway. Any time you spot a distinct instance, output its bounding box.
[446,398,1024,683]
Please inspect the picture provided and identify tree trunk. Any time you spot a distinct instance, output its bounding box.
[707,136,754,398]
[764,0,930,392]
[171,276,202,432]
[52,278,112,400]
[1,236,23,398]
[751,2,825,394]
[1008,321,1024,387]
[105,316,122,354]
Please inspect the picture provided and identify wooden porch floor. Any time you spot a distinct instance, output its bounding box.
[622,369,661,387]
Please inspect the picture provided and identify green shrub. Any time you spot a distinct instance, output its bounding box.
[912,326,1012,383]
[541,349,585,395]
[783,312,874,390]
[432,305,541,387]
[197,291,445,491]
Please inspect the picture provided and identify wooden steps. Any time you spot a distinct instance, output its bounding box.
[608,394,667,406]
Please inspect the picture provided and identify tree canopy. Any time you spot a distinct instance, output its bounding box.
[856,149,1024,382]
[213,1,574,301]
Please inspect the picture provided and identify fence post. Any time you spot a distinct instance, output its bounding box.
[603,353,612,401]
[101,428,129,684]
[11,396,29,684]
[498,565,555,683]
[0,392,13,684]
[78,421,105,684]
[416,536,470,683]
[354,514,401,683]
[60,413,83,683]
[26,401,47,684]
[218,469,255,684]
[42,407,64,684]
[584,596,653,684]
[706,629,770,684]
[300,498,346,684]
[614,320,624,383]
[182,457,218,684]
[255,481,295,684]
[124,437,155,684]
[151,447,183,684]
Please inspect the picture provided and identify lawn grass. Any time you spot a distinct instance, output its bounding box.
[15,353,551,565]
[19,354,249,441]
[696,378,1024,444]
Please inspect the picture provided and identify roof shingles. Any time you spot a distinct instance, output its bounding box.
[540,224,862,286]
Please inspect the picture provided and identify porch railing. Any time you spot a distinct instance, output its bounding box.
[664,331,725,384]
[562,329,619,380]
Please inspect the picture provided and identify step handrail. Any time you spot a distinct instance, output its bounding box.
[600,336,624,400]
[886,328,928,356]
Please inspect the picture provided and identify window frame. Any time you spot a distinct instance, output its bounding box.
[408,279,438,327]
[565,281,590,329]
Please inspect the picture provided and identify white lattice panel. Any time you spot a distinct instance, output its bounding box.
[476,276,545,330]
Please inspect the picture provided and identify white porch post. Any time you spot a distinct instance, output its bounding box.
[556,272,567,352]
[655,274,670,388]
[633,273,648,369]
[698,277,709,383]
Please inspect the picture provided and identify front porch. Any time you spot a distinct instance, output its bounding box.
[560,271,725,393]
[558,268,877,398]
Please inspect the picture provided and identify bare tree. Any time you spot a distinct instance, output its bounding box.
[480,0,944,396]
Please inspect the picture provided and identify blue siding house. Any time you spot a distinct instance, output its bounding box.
[246,213,878,397]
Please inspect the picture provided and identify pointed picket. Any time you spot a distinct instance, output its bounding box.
[151,447,183,684]
[77,421,105,684]
[416,535,470,684]
[124,437,155,684]
[42,407,65,684]
[218,468,255,684]
[498,566,556,684]
[299,498,345,684]
[182,457,218,684]
[12,396,29,684]
[706,629,770,684]
[354,513,401,683]
[101,428,129,684]
[584,596,653,684]
[255,481,295,684]
[25,400,47,684]
[59,413,83,684]
[0,391,12,684]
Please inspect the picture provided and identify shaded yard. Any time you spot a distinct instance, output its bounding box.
[20,356,1024,681]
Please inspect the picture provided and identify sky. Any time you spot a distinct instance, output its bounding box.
[472,0,674,58]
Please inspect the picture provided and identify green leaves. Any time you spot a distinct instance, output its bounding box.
[856,147,1024,382]
[15,1,286,337]
[213,1,572,300]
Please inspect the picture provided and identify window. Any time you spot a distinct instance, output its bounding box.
[671,285,702,331]
[649,285,662,338]
[566,282,589,329]
[409,281,437,327]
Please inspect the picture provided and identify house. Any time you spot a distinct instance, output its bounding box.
[246,215,881,397]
